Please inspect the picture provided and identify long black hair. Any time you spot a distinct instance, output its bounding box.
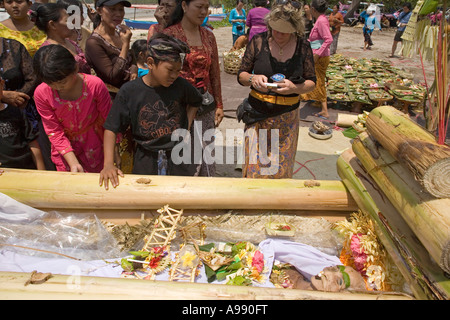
[33,45,78,84]
[29,2,66,33]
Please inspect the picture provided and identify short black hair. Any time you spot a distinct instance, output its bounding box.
[403,2,412,10]
[33,45,78,83]
[311,0,328,13]
[254,0,267,7]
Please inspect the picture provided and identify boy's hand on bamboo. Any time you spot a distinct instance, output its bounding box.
[99,164,124,190]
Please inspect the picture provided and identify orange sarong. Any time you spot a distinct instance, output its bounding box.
[300,55,330,103]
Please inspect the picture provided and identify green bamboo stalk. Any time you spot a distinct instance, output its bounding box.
[352,132,450,275]
[337,149,450,300]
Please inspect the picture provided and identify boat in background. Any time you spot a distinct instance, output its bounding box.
[124,18,157,30]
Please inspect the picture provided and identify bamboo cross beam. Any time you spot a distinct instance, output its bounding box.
[0,169,358,212]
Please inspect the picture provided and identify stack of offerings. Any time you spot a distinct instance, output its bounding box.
[337,105,450,300]
[326,55,426,108]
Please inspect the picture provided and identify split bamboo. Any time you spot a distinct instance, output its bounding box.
[337,149,450,300]
[0,271,414,300]
[0,168,358,212]
[352,132,450,274]
[366,105,450,198]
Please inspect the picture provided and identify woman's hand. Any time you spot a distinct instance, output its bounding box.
[273,79,299,95]
[2,91,30,108]
[313,53,320,64]
[99,163,124,190]
[117,25,132,44]
[215,108,224,127]
[250,74,269,90]
[154,6,166,26]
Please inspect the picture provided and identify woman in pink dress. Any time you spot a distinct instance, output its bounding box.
[33,45,112,173]
[246,0,270,41]
[300,0,333,119]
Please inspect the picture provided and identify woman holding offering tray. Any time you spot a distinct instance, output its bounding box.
[237,1,316,179]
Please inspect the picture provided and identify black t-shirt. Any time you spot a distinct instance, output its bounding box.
[104,76,202,152]
[0,105,38,169]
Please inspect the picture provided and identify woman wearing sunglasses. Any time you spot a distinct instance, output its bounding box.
[237,1,316,179]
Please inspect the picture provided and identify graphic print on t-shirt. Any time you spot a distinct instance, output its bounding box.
[138,99,182,141]
[0,121,19,138]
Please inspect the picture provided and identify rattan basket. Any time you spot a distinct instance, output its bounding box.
[223,48,245,75]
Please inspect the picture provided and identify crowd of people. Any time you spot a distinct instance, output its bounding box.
[0,0,415,185]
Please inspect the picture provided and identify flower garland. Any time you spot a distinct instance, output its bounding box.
[334,211,404,291]
[199,241,267,286]
[121,246,171,278]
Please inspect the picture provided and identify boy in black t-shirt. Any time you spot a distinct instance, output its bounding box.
[100,33,202,190]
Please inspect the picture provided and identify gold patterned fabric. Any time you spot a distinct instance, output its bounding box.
[0,24,45,57]
[300,55,330,103]
[243,108,300,178]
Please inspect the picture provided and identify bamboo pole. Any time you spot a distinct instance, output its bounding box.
[0,271,414,300]
[337,149,450,300]
[0,168,358,212]
[352,132,450,274]
[366,105,450,198]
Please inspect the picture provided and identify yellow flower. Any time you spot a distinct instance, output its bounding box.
[181,251,197,268]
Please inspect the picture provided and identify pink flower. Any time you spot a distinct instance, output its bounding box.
[350,234,367,273]
[251,250,264,273]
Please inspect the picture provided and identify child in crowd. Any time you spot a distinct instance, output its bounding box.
[99,33,203,190]
[131,39,149,77]
[33,44,112,173]
[0,79,45,170]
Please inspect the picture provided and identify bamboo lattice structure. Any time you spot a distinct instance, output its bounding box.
[142,205,183,251]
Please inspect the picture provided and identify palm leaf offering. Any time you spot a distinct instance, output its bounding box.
[366,89,393,101]
[348,91,372,104]
[325,55,426,108]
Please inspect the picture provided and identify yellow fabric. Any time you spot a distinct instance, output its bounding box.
[300,55,330,103]
[0,23,46,57]
[250,89,300,105]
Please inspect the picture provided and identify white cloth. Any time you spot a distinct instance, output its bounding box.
[0,193,47,222]
[259,238,341,279]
